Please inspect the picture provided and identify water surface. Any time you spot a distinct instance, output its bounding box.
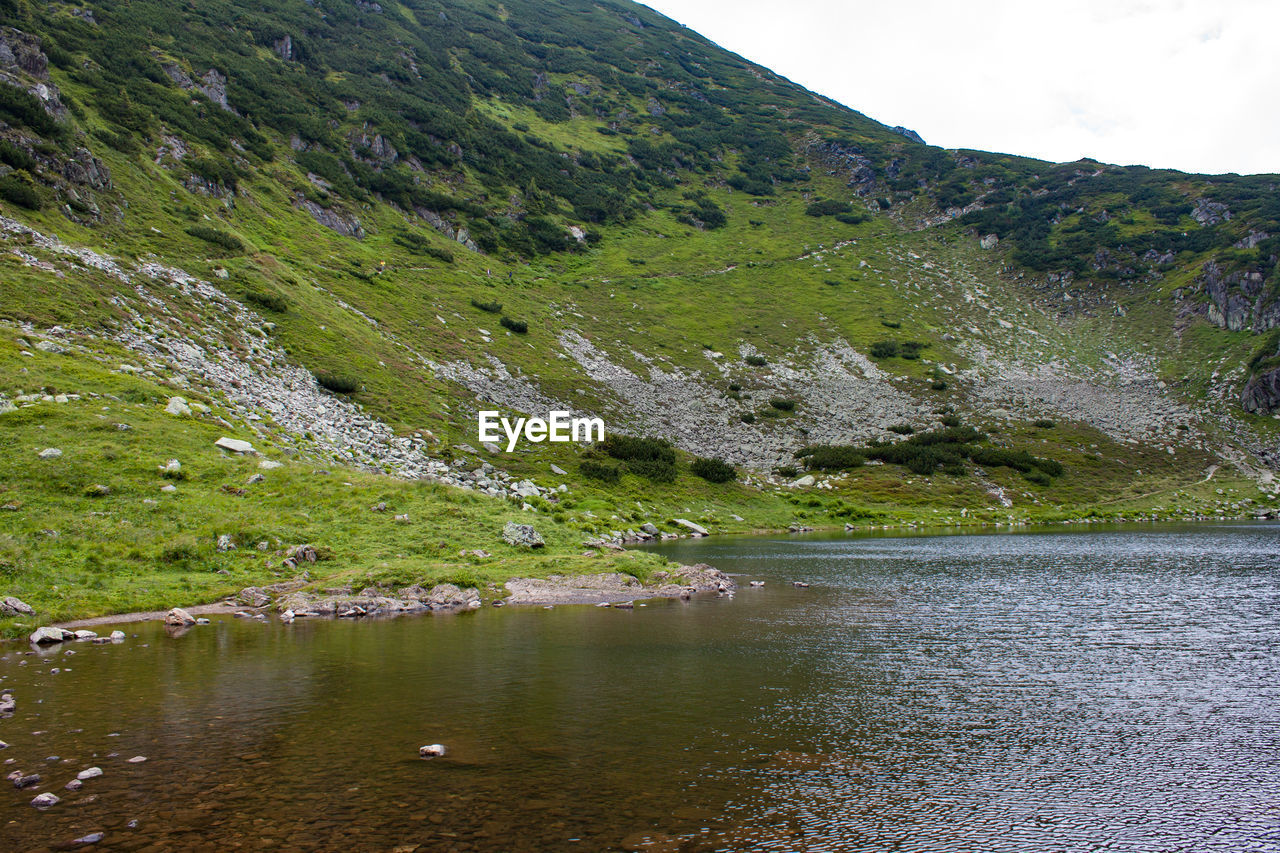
[2,523,1279,851]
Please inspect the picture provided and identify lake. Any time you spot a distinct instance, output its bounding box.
[2,523,1279,851]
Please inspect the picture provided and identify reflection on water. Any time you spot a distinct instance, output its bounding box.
[1,523,1279,851]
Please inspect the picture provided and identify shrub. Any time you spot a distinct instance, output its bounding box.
[579,459,621,483]
[940,414,961,427]
[795,445,865,471]
[245,290,289,313]
[500,316,528,334]
[835,212,869,225]
[880,320,901,329]
[728,382,742,392]
[805,199,853,217]
[601,434,677,483]
[931,379,949,390]
[186,225,245,253]
[769,398,796,412]
[470,298,503,313]
[744,354,767,367]
[887,424,914,435]
[0,173,41,210]
[869,341,899,359]
[774,465,799,478]
[314,370,360,394]
[0,140,34,172]
[691,457,736,483]
[740,412,756,424]
[1033,419,1056,429]
[900,341,926,360]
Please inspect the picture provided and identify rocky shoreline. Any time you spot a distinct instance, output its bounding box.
[41,563,737,636]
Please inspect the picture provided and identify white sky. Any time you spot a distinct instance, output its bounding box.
[639,0,1280,176]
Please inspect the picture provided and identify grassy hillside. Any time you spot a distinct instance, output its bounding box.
[0,0,1277,629]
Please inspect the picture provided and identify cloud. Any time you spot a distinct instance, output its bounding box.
[641,0,1280,174]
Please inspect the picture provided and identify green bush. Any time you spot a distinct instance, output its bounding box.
[186,225,245,253]
[769,398,796,412]
[470,298,503,313]
[601,434,677,483]
[0,140,34,172]
[805,199,852,217]
[774,465,798,478]
[579,459,621,483]
[691,457,736,483]
[795,445,865,471]
[931,379,949,390]
[869,341,899,359]
[1033,419,1056,429]
[314,370,360,394]
[740,412,756,424]
[0,173,42,210]
[500,316,528,334]
[744,354,767,367]
[245,290,289,313]
[887,424,914,435]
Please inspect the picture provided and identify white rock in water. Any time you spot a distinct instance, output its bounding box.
[109,631,126,641]
[38,448,62,459]
[76,767,103,781]
[163,608,195,626]
[73,630,97,640]
[29,626,70,644]
[30,792,59,808]
[164,397,191,417]
[280,609,295,623]
[126,756,147,763]
[214,437,256,455]
[419,744,447,758]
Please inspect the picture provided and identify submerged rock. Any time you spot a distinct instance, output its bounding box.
[77,767,103,781]
[418,743,446,758]
[30,792,59,808]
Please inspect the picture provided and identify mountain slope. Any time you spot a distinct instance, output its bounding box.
[0,0,1278,627]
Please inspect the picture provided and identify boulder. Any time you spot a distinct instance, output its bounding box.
[38,448,62,460]
[502,522,545,548]
[13,773,41,789]
[109,631,125,641]
[73,630,97,640]
[790,475,816,488]
[259,459,282,470]
[164,397,192,417]
[237,587,270,608]
[76,767,103,781]
[163,608,196,627]
[30,626,71,644]
[419,744,446,758]
[214,437,256,455]
[0,596,34,617]
[673,518,708,536]
[215,534,235,552]
[512,480,540,499]
[549,463,567,476]
[640,522,659,536]
[427,584,481,610]
[30,792,59,809]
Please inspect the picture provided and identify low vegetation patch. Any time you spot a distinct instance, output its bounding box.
[186,225,245,254]
[600,434,677,483]
[690,456,736,483]
[470,298,503,314]
[314,370,361,394]
[500,316,528,334]
[798,424,1064,480]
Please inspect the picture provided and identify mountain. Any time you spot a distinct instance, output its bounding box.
[0,0,1277,626]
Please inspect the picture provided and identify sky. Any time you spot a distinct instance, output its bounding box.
[639,0,1280,176]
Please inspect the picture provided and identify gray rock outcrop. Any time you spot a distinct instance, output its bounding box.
[502,522,545,548]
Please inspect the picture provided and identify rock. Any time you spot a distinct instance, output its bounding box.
[77,766,103,781]
[195,617,210,625]
[370,501,387,512]
[418,744,446,758]
[245,473,265,485]
[126,756,147,763]
[749,581,765,587]
[38,448,62,459]
[164,397,192,417]
[73,630,97,640]
[0,695,14,713]
[13,773,41,789]
[640,522,659,536]
[64,778,83,791]
[393,514,410,523]
[790,475,816,488]
[549,463,567,476]
[214,437,256,455]
[237,587,270,608]
[30,626,71,644]
[286,543,319,563]
[792,581,810,588]
[673,518,708,536]
[502,522,545,548]
[980,233,999,250]
[512,480,540,498]
[163,608,195,627]
[0,596,34,617]
[72,832,104,844]
[280,609,295,624]
[109,631,125,641]
[160,484,177,493]
[427,584,481,610]
[84,484,111,497]
[30,792,59,808]
[259,459,282,470]
[35,340,66,354]
[215,534,235,552]
[1242,364,1280,415]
